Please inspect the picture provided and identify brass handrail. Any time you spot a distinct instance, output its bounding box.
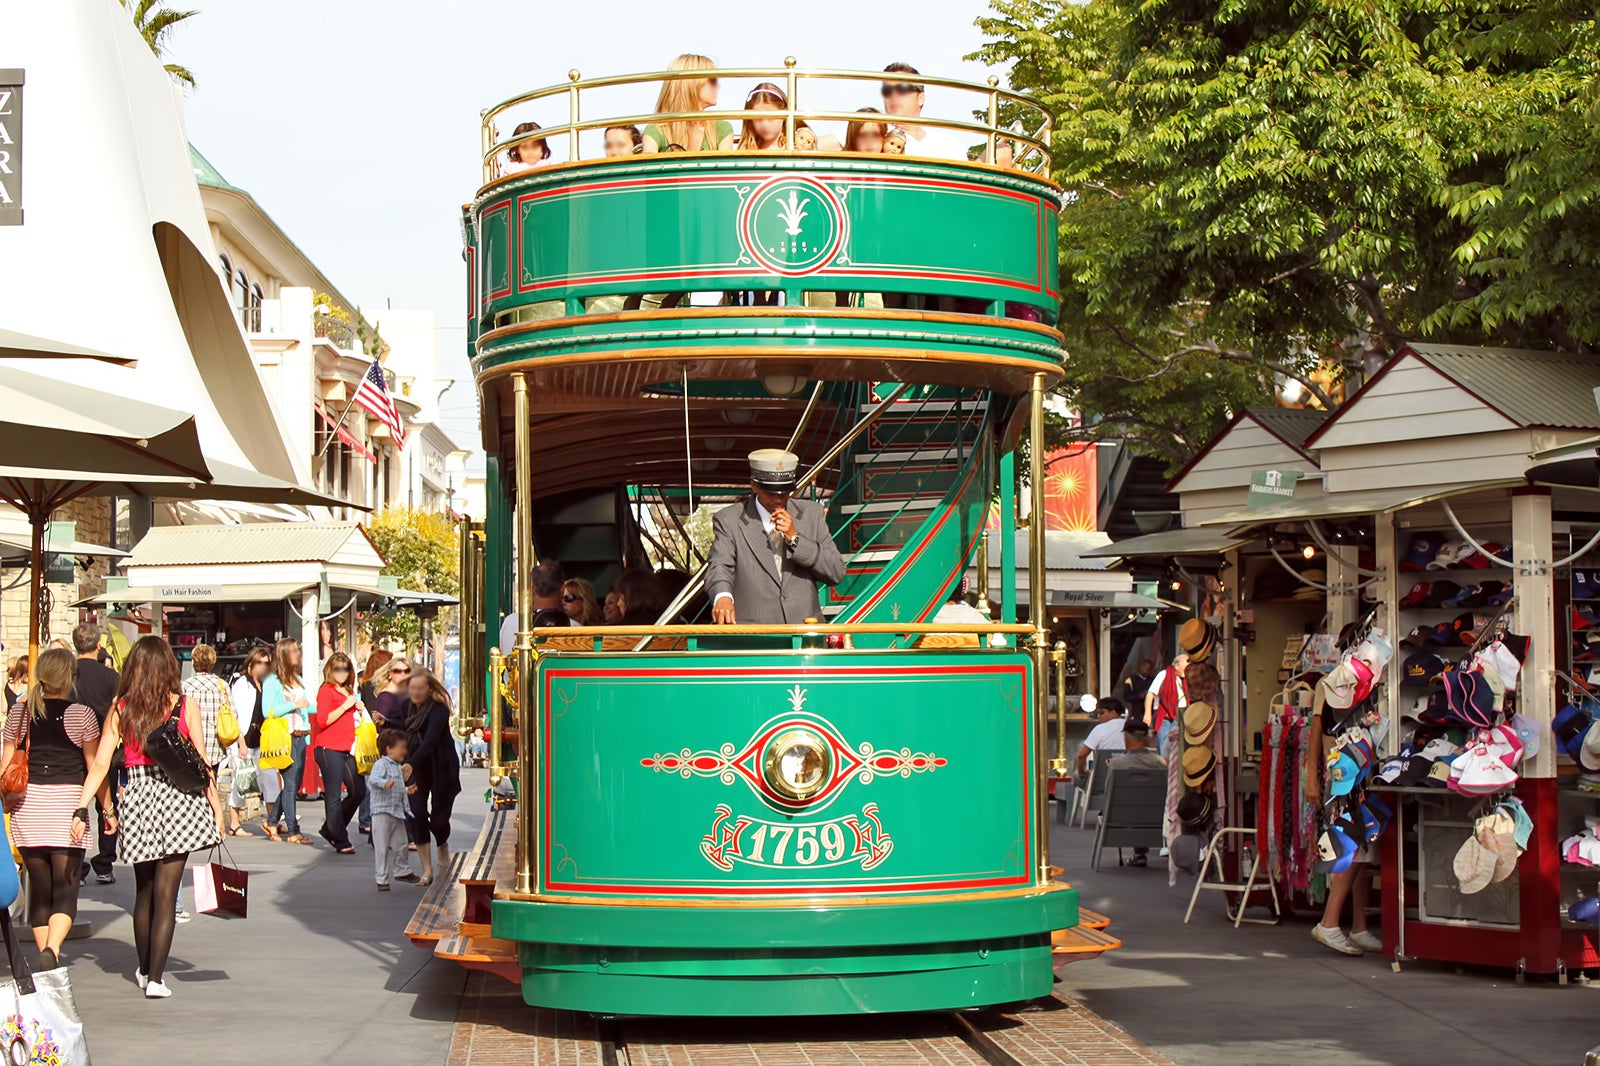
[540,622,1036,636]
[487,646,506,785]
[480,59,1053,182]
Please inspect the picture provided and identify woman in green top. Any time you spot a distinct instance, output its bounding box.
[641,53,733,153]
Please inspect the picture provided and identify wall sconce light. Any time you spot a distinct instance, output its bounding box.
[1302,544,1316,560]
[723,408,758,426]
[761,368,809,398]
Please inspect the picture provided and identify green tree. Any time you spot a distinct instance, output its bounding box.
[974,0,1600,468]
[364,507,460,649]
[119,0,198,88]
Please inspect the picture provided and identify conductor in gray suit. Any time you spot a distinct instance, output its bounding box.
[708,449,847,624]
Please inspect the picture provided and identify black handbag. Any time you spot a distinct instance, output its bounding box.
[143,700,211,795]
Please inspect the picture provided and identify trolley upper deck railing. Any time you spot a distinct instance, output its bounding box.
[478,59,1053,184]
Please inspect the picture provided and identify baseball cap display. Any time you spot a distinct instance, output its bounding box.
[1552,704,1592,761]
[1401,533,1444,571]
[1319,662,1360,709]
[1460,542,1506,569]
[1581,720,1600,772]
[1402,652,1448,684]
[1399,581,1436,609]
[1429,540,1474,570]
[1442,671,1496,728]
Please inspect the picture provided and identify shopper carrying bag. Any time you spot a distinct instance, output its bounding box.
[0,806,89,1064]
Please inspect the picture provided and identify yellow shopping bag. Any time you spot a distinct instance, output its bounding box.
[215,678,240,749]
[258,716,292,770]
[353,712,379,775]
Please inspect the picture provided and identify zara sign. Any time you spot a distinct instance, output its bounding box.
[0,69,21,225]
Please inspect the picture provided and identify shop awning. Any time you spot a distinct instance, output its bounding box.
[1528,435,1600,490]
[316,404,376,464]
[1202,482,1519,533]
[1081,528,1248,559]
[0,531,125,561]
[76,581,312,606]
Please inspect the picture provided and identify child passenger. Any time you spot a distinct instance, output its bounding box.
[368,729,420,891]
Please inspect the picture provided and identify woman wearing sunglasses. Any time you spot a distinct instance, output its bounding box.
[561,579,605,626]
[371,657,411,728]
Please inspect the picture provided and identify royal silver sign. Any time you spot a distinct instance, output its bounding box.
[0,70,20,226]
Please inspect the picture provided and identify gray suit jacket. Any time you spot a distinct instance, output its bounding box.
[705,497,847,624]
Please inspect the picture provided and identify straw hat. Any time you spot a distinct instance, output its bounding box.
[1182,701,1217,747]
[1181,744,1217,787]
[1178,619,1217,662]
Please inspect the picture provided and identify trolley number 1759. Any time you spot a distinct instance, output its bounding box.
[743,822,851,867]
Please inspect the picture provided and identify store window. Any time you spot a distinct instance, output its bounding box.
[235,269,249,320]
[219,255,234,300]
[247,283,263,331]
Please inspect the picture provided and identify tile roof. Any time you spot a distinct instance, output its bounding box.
[187,144,240,192]
[126,522,369,567]
[1404,343,1600,430]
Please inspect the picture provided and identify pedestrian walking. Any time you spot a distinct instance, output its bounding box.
[73,636,223,999]
[227,647,272,837]
[70,623,121,884]
[400,667,461,886]
[262,638,312,845]
[0,648,100,968]
[367,729,420,890]
[313,652,365,854]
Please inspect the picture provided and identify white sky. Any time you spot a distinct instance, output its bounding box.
[172,1,1014,450]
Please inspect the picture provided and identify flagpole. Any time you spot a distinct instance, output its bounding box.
[317,391,363,463]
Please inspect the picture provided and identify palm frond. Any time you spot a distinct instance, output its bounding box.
[163,61,195,88]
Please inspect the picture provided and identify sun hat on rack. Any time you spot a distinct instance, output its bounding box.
[1182,701,1218,746]
[1401,533,1444,571]
[1475,640,1521,692]
[1178,618,1217,662]
[1476,809,1520,884]
[1181,744,1217,787]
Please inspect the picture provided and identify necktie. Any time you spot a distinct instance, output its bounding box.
[768,528,786,554]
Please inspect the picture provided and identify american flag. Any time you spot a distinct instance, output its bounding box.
[353,358,407,448]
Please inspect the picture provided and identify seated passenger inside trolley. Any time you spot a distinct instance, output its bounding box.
[641,53,734,153]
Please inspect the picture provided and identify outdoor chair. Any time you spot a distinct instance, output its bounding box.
[1090,766,1167,870]
[1070,749,1126,828]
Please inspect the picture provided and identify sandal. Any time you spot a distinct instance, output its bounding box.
[261,824,282,842]
[336,846,356,855]
[285,834,313,845]
[226,827,255,837]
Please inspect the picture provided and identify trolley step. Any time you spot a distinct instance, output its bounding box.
[1050,925,1121,967]
[434,931,520,986]
[1077,908,1112,930]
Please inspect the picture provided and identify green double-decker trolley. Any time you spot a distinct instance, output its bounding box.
[456,61,1082,1017]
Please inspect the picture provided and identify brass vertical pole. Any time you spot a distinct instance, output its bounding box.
[1051,641,1068,774]
[784,56,798,148]
[975,528,990,615]
[513,373,536,894]
[1028,373,1050,884]
[986,75,1000,164]
[487,648,505,786]
[567,70,582,162]
[457,514,477,733]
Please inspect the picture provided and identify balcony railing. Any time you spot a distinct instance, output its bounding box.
[313,317,357,349]
[480,59,1053,184]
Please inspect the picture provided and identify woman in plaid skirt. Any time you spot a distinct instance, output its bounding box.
[73,636,222,1000]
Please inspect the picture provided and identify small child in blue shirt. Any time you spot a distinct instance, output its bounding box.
[368,729,417,890]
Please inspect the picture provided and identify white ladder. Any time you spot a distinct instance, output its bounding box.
[1184,826,1282,928]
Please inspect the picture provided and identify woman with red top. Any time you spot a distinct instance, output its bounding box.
[313,651,365,854]
[73,636,222,999]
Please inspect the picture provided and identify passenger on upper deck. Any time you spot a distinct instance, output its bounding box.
[880,63,974,161]
[708,449,846,625]
[604,125,643,157]
[737,83,790,152]
[503,121,553,174]
[641,54,734,153]
[845,108,888,153]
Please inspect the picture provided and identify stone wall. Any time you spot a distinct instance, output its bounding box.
[0,497,115,663]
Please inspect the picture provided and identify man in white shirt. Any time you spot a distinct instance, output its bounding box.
[880,62,977,162]
[1076,697,1129,778]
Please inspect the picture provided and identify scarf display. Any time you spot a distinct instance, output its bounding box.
[1260,713,1317,895]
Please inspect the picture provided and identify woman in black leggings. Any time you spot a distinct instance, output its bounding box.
[0,648,101,968]
[400,668,461,886]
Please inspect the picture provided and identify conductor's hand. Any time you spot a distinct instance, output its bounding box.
[712,597,737,625]
[771,508,795,540]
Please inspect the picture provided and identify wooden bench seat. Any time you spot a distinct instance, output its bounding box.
[540,634,688,652]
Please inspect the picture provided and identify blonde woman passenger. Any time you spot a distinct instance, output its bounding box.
[641,54,734,153]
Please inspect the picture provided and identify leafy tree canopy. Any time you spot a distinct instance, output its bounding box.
[974,0,1599,468]
[364,507,460,649]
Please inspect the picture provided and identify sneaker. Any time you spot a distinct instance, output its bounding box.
[1312,925,1363,956]
[145,980,172,999]
[174,909,191,924]
[1350,929,1383,953]
[97,872,116,885]
[136,970,148,990]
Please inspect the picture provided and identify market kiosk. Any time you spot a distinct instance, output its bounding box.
[1176,344,1600,977]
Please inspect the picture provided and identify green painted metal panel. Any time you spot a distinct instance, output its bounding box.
[475,157,1061,327]
[474,309,1063,376]
[532,651,1034,897]
[493,886,1077,948]
[483,454,510,651]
